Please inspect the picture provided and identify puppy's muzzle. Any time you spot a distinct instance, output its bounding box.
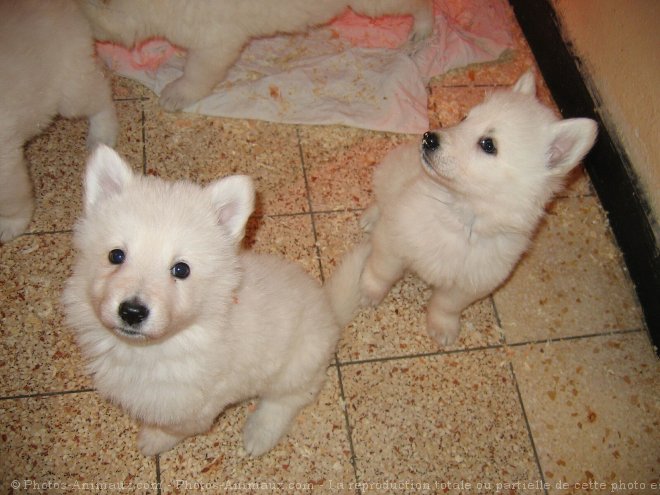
[118,298,150,327]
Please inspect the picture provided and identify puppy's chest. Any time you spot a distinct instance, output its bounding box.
[387,195,524,287]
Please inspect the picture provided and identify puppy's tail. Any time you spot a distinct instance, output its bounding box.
[324,241,371,328]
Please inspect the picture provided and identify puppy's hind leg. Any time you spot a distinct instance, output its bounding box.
[0,148,34,242]
[58,64,118,148]
[159,40,245,111]
[426,286,479,347]
[360,242,405,306]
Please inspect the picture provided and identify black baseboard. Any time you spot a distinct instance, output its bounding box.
[509,0,659,351]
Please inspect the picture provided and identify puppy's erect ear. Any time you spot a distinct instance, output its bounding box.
[207,175,255,244]
[512,70,536,96]
[547,118,598,174]
[84,144,134,214]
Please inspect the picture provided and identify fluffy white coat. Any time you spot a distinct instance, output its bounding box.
[0,0,117,242]
[359,72,598,345]
[76,0,433,110]
[63,146,368,456]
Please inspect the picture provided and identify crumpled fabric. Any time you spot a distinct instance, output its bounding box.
[97,0,512,133]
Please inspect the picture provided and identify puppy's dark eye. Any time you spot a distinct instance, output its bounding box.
[479,137,497,155]
[108,249,126,265]
[171,262,190,279]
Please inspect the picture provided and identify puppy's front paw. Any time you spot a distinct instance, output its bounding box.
[359,205,380,233]
[159,77,208,111]
[426,313,461,347]
[242,403,294,457]
[137,425,182,456]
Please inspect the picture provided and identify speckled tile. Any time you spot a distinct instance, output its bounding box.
[494,197,643,344]
[143,100,307,216]
[341,350,542,493]
[0,392,156,493]
[315,211,503,361]
[0,233,89,396]
[25,100,144,234]
[244,213,320,282]
[511,333,660,493]
[299,126,411,212]
[158,369,354,494]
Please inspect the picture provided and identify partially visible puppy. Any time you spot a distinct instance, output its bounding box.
[76,0,433,111]
[63,145,368,456]
[359,71,598,346]
[0,0,118,242]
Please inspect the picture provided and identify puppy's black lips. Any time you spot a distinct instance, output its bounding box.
[420,149,437,175]
[113,325,144,340]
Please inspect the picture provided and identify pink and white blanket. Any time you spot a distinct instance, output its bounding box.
[97,0,512,133]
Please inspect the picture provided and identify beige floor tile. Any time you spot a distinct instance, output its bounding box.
[494,197,643,344]
[143,101,307,216]
[0,392,156,493]
[341,350,542,493]
[158,369,354,494]
[0,233,89,396]
[511,333,660,493]
[315,211,502,361]
[25,100,144,234]
[299,126,411,212]
[245,213,320,282]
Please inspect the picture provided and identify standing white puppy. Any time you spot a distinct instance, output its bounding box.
[64,146,367,456]
[359,72,598,346]
[0,0,118,242]
[76,0,433,110]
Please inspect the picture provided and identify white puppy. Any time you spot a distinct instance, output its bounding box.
[0,0,118,242]
[63,145,368,456]
[359,71,598,346]
[76,0,433,110]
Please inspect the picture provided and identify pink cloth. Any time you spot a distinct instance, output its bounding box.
[96,0,513,133]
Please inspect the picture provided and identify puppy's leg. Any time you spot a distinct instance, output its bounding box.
[360,242,405,306]
[0,148,34,242]
[137,415,215,456]
[159,41,245,111]
[359,204,380,233]
[426,286,477,346]
[243,382,322,457]
[58,65,118,148]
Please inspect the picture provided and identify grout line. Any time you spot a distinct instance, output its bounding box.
[333,358,362,492]
[504,327,643,348]
[295,127,325,282]
[337,343,505,367]
[0,388,95,402]
[141,102,147,174]
[155,455,162,495]
[335,327,643,368]
[508,362,549,494]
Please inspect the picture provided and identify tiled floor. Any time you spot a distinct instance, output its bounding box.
[1,5,658,495]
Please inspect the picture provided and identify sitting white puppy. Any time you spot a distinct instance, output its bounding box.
[64,146,368,456]
[76,0,433,110]
[359,71,598,346]
[0,0,118,242]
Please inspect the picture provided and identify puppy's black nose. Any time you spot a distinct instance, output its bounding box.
[118,299,150,326]
[422,131,440,151]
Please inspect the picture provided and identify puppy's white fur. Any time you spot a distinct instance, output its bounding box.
[0,0,118,242]
[359,71,598,346]
[76,0,433,110]
[63,146,367,456]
